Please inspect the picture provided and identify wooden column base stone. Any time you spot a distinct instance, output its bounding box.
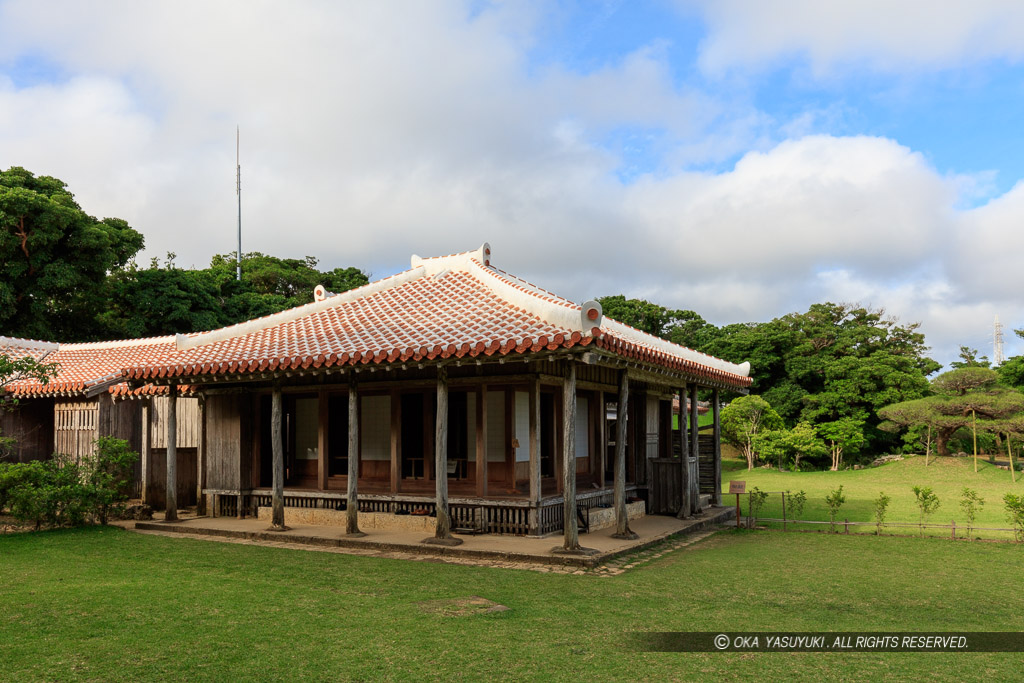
[550,545,599,556]
[421,536,464,546]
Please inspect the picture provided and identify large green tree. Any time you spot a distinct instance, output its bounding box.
[0,167,144,341]
[98,252,369,338]
[704,303,938,453]
[879,367,1024,459]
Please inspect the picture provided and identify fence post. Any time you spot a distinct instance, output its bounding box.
[782,492,787,532]
[735,493,741,529]
[844,518,849,534]
[951,519,956,540]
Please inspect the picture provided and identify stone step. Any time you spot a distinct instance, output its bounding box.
[698,493,711,509]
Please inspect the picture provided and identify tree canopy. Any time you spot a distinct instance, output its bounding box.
[879,367,1024,457]
[0,167,144,340]
[97,252,369,338]
[597,296,940,454]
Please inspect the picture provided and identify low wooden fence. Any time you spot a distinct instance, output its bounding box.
[731,490,1023,542]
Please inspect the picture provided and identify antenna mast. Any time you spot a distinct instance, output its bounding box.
[994,315,1005,366]
[236,126,242,281]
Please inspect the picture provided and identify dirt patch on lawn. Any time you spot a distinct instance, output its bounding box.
[418,596,510,617]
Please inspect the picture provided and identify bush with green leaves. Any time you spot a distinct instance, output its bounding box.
[747,487,769,528]
[84,436,138,524]
[825,485,846,532]
[785,490,807,520]
[1,437,137,529]
[912,486,941,536]
[1004,494,1024,543]
[959,488,984,539]
[873,492,890,535]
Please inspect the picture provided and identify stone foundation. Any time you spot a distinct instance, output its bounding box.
[586,501,645,531]
[256,501,645,534]
[256,506,437,532]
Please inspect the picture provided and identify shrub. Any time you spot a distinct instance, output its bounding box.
[83,436,138,524]
[2,437,138,529]
[786,490,807,520]
[747,487,768,528]
[1004,494,1024,543]
[912,486,941,536]
[825,485,846,533]
[873,492,890,535]
[959,488,984,540]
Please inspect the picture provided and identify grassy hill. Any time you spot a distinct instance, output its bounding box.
[722,454,1024,539]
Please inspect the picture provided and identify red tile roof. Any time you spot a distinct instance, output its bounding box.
[3,336,177,398]
[120,244,752,389]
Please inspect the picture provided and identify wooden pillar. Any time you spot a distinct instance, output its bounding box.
[596,390,606,489]
[528,378,541,533]
[690,383,700,514]
[677,384,691,519]
[389,388,400,494]
[196,398,207,515]
[346,377,363,535]
[475,383,488,498]
[164,386,178,521]
[561,359,581,552]
[712,388,722,506]
[140,400,151,505]
[426,365,460,545]
[317,388,328,491]
[613,370,636,539]
[270,387,286,530]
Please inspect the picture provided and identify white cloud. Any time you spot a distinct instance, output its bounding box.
[0,0,1021,367]
[686,0,1024,74]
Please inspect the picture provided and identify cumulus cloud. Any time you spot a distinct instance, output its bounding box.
[685,0,1024,75]
[0,0,1020,366]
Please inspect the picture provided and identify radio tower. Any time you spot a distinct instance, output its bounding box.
[994,315,1005,366]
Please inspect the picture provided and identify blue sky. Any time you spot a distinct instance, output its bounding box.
[1,0,1023,367]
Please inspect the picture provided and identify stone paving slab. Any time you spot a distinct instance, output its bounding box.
[127,506,734,570]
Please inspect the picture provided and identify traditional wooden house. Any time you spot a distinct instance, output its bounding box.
[121,244,751,551]
[1,335,202,510]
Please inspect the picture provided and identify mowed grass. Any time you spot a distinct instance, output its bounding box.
[723,453,1024,538]
[1,526,1022,681]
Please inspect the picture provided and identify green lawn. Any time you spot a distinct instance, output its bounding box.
[723,454,1024,538]
[1,526,1022,680]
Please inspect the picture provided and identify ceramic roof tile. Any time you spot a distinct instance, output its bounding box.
[122,244,752,389]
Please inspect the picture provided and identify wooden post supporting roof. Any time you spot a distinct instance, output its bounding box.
[690,383,700,514]
[561,360,580,551]
[475,383,488,498]
[270,387,286,530]
[528,377,540,534]
[424,365,461,545]
[196,398,207,516]
[346,376,364,536]
[317,387,328,491]
[612,369,637,539]
[676,383,691,519]
[712,388,722,506]
[164,386,178,522]
[140,400,151,506]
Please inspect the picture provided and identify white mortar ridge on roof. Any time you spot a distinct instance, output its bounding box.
[601,318,751,377]
[61,335,175,351]
[0,336,60,353]
[176,264,430,351]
